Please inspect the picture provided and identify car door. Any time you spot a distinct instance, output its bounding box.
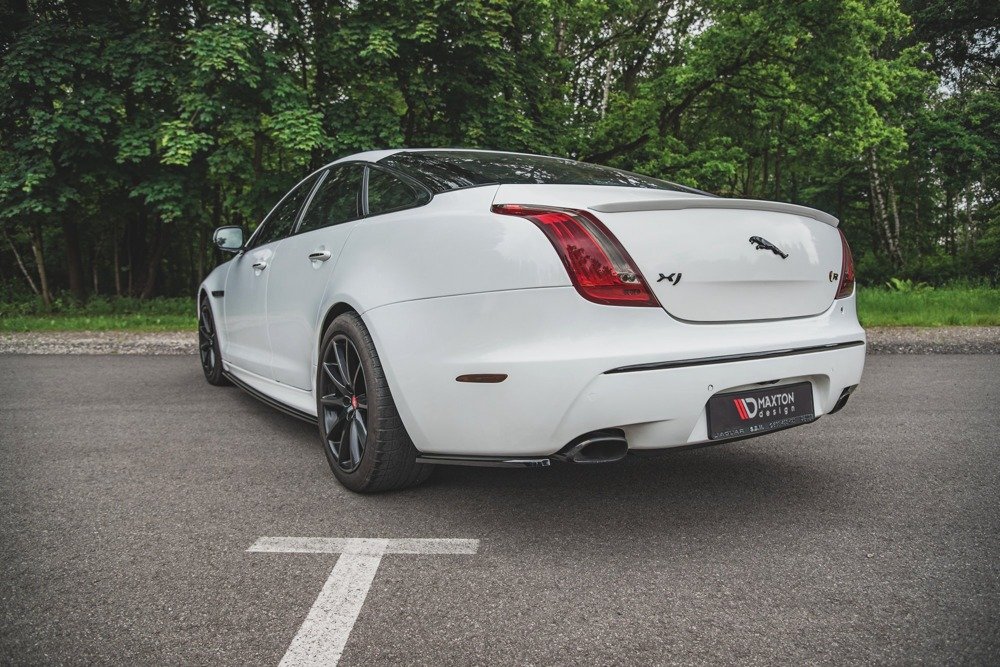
[223,172,320,377]
[265,164,366,390]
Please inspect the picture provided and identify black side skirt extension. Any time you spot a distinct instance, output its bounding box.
[414,454,551,468]
[223,370,318,425]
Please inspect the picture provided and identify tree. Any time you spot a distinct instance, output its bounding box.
[0,0,996,306]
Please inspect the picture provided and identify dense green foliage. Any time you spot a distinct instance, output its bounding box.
[1,0,997,305]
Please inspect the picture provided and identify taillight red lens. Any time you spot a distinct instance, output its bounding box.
[492,203,659,307]
[836,229,855,299]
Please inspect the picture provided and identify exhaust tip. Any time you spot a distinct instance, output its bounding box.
[554,429,628,464]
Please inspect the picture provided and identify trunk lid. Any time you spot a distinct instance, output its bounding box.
[493,185,843,322]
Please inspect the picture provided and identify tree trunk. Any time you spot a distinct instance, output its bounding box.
[126,212,147,297]
[599,44,615,119]
[887,178,902,256]
[836,181,845,225]
[113,223,122,296]
[140,221,168,299]
[29,224,52,307]
[91,245,99,294]
[773,116,784,200]
[62,220,87,301]
[3,228,39,295]
[761,144,769,199]
[945,188,956,255]
[867,148,902,266]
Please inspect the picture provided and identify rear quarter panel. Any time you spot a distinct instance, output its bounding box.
[324,185,569,314]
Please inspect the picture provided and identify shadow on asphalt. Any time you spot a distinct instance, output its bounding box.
[228,379,841,540]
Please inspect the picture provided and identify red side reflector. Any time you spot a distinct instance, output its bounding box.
[456,374,508,383]
[492,204,659,307]
[836,229,855,299]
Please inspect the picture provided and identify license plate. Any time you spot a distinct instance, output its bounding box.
[707,381,815,440]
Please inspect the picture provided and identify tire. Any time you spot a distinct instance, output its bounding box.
[198,297,229,386]
[316,312,432,492]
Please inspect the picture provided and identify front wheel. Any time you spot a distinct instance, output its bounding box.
[317,312,432,492]
[199,298,229,386]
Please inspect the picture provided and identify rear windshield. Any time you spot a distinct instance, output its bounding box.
[377,150,703,195]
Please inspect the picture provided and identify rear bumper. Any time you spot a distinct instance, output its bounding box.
[363,286,866,457]
[577,341,864,451]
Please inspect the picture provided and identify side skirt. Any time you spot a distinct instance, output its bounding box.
[223,370,318,425]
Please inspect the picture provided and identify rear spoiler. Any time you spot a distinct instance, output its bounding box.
[590,198,839,227]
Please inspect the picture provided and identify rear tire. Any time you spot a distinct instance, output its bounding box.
[199,298,229,386]
[317,312,432,492]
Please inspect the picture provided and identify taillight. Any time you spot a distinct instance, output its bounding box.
[492,204,659,307]
[836,228,855,299]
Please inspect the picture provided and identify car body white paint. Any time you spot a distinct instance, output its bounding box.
[199,148,865,459]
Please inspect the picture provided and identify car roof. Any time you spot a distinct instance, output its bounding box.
[321,148,708,197]
[326,147,548,166]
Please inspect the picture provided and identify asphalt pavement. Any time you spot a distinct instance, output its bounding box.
[1,354,998,665]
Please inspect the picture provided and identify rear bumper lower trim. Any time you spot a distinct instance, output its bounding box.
[604,340,865,375]
[415,454,551,468]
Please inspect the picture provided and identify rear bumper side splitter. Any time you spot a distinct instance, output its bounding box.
[414,454,551,468]
[223,371,319,425]
[604,340,865,375]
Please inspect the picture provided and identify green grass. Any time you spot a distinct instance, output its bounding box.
[0,313,197,332]
[857,285,1000,327]
[1,288,997,332]
[0,296,197,332]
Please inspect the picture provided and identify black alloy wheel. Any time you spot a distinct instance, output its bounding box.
[199,299,228,386]
[320,335,369,472]
[316,312,431,492]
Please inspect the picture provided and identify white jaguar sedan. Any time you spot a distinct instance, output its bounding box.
[199,149,865,492]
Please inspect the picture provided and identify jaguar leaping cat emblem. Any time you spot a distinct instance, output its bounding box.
[749,236,788,259]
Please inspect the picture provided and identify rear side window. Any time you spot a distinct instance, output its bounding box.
[249,172,320,248]
[366,167,430,216]
[298,165,364,234]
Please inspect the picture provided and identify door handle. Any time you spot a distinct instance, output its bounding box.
[252,260,267,271]
[308,250,332,262]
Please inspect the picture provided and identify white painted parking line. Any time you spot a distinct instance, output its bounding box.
[249,536,480,555]
[249,537,480,666]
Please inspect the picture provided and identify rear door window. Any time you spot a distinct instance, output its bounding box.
[297,165,365,234]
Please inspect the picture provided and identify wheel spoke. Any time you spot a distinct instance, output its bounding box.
[350,346,363,391]
[356,393,367,410]
[335,341,352,394]
[320,393,346,407]
[339,423,352,465]
[348,420,362,466]
[325,410,346,448]
[323,362,349,396]
[353,413,368,445]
